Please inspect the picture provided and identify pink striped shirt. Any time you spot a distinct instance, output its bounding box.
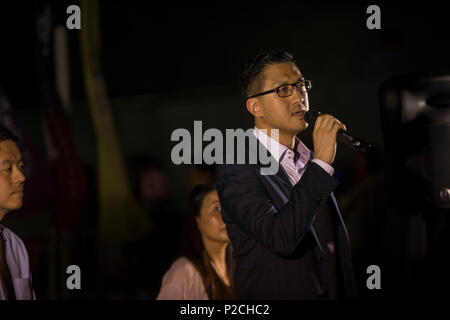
[253,127,334,184]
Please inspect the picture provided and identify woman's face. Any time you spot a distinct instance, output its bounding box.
[196,190,229,243]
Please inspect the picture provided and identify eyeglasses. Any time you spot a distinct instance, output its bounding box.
[246,79,312,100]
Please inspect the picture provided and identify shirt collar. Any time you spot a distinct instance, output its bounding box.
[253,127,311,165]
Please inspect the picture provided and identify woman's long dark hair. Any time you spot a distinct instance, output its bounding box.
[179,184,235,300]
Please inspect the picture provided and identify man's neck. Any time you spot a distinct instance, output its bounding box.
[255,125,297,150]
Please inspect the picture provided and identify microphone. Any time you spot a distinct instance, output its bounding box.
[304,110,372,152]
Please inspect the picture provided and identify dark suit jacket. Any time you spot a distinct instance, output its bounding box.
[215,135,358,299]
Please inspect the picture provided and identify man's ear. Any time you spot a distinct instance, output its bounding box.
[246,98,263,118]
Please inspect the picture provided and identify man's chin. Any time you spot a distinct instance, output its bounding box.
[8,201,23,211]
[289,121,307,133]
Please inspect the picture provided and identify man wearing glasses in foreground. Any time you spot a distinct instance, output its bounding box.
[215,50,358,299]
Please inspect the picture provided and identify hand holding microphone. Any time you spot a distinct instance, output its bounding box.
[305,110,372,165]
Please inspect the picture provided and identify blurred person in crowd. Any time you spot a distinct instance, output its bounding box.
[157,184,235,300]
[125,157,182,298]
[0,124,36,300]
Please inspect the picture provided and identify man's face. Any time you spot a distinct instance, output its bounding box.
[251,62,310,135]
[0,140,25,219]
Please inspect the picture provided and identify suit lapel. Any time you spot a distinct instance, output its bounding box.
[255,140,291,205]
[304,154,326,254]
[255,142,326,252]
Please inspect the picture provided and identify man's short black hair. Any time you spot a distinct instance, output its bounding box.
[240,49,296,99]
[0,124,20,149]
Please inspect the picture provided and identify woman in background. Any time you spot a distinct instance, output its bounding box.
[157,184,235,300]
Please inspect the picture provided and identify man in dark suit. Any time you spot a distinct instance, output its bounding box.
[215,50,358,299]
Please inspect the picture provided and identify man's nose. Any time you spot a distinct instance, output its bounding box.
[291,87,306,103]
[14,166,26,183]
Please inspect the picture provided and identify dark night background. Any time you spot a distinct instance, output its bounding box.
[0,0,449,299]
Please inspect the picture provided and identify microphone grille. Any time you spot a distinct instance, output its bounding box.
[304,110,321,124]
